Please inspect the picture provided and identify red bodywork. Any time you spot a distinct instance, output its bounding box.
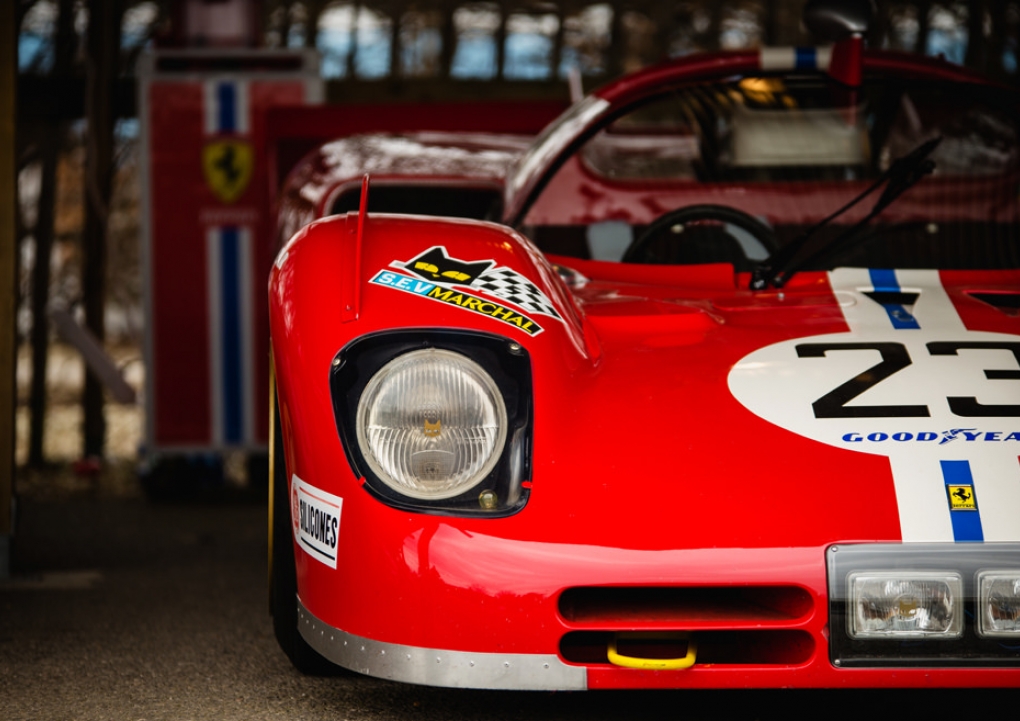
[269,48,1020,688]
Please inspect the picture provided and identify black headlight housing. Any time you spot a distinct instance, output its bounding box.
[828,543,1020,667]
[330,330,533,517]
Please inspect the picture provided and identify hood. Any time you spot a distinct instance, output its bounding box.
[523,262,1020,550]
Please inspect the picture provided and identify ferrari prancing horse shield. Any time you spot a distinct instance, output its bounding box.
[202,139,253,203]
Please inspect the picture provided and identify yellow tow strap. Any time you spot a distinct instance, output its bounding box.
[607,632,697,670]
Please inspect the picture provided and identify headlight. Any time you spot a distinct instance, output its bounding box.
[355,348,508,500]
[828,543,1020,667]
[332,331,533,515]
[977,571,1020,638]
[848,572,963,639]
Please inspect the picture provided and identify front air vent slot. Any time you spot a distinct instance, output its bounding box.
[558,586,814,626]
[968,291,1020,316]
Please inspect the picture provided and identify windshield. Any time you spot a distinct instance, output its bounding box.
[521,74,1020,272]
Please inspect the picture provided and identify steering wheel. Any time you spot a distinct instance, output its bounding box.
[622,204,778,269]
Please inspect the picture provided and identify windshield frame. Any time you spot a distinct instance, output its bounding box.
[515,67,1020,275]
[502,50,1017,231]
[503,95,610,223]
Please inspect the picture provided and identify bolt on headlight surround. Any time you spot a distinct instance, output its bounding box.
[977,571,1020,639]
[330,330,532,516]
[848,572,963,640]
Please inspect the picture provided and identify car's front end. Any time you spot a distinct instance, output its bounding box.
[268,1,1020,687]
[270,210,1020,687]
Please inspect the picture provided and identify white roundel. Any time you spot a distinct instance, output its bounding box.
[727,268,1020,543]
[728,328,1020,454]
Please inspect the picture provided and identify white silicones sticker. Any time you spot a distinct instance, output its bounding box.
[291,475,343,569]
[728,268,1020,542]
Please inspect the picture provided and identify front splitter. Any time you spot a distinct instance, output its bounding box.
[297,598,588,690]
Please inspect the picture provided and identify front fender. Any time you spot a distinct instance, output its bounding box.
[269,213,595,427]
[268,212,599,635]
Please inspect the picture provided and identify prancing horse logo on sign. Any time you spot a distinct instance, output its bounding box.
[202,139,253,204]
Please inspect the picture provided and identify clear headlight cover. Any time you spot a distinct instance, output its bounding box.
[356,349,507,500]
[977,571,1020,638]
[849,572,963,639]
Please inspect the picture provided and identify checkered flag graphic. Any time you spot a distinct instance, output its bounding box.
[475,268,561,319]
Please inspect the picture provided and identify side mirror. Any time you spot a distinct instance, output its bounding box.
[803,0,874,42]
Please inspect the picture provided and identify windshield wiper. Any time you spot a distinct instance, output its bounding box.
[750,136,942,290]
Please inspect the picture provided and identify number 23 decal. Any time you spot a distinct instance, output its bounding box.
[795,341,1020,419]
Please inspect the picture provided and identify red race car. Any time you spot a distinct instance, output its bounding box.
[268,1,1020,689]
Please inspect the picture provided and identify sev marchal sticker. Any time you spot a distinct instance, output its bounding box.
[291,475,342,569]
[370,246,562,336]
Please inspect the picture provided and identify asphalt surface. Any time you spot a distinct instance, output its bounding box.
[1,475,1016,720]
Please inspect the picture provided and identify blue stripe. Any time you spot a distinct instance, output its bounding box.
[220,228,242,444]
[217,83,236,133]
[940,460,984,542]
[868,268,899,292]
[794,47,817,70]
[869,268,920,329]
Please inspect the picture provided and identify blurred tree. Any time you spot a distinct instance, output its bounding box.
[18,2,161,466]
[80,0,125,458]
[26,0,77,468]
[258,0,1020,84]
